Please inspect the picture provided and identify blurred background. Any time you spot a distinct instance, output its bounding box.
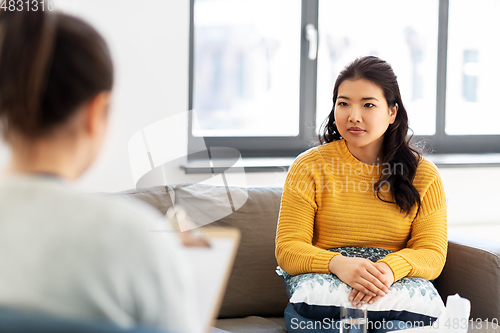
[0,0,498,239]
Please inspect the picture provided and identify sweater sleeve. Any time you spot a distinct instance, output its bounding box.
[275,152,340,275]
[378,170,448,282]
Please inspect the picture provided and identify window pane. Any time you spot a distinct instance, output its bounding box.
[316,0,439,136]
[446,0,500,135]
[192,0,301,137]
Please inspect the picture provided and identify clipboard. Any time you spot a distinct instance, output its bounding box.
[180,227,240,333]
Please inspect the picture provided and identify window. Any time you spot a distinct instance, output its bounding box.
[446,0,500,136]
[192,0,302,137]
[189,0,317,158]
[189,0,500,161]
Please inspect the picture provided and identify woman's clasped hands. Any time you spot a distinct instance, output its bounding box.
[328,255,395,307]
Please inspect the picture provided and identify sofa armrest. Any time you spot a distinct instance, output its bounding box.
[436,231,500,321]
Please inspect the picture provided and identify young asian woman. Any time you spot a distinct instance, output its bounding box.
[275,56,447,333]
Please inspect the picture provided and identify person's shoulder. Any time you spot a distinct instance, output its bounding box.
[69,191,181,262]
[315,140,344,157]
[77,191,164,230]
[292,141,342,167]
[0,175,171,249]
[413,155,444,191]
[288,147,321,177]
[416,156,441,179]
[18,178,166,234]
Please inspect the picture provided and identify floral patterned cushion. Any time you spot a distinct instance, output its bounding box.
[276,247,445,325]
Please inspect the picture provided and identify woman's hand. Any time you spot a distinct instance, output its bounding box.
[328,256,390,297]
[179,230,210,247]
[348,262,395,306]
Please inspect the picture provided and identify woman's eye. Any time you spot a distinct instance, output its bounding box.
[338,102,348,107]
[364,103,375,108]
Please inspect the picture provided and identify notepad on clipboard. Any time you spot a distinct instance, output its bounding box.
[180,227,240,333]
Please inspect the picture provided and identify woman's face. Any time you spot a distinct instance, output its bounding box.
[334,78,398,157]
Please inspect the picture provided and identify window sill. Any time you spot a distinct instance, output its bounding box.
[182,153,500,174]
[181,157,295,174]
[426,153,500,168]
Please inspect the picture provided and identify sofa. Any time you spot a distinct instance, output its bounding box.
[117,183,500,333]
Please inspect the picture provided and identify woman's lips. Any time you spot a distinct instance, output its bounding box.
[348,128,365,135]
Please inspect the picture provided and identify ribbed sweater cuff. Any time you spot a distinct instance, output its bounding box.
[378,254,412,282]
[312,251,339,274]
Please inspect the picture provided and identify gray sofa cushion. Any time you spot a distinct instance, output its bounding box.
[173,183,289,318]
[110,186,175,215]
[215,316,287,333]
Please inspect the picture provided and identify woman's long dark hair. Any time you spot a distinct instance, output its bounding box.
[319,56,422,216]
[0,8,113,140]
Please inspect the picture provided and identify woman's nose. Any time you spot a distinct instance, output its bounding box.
[348,108,361,123]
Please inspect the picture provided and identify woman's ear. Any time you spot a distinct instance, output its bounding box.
[84,91,111,135]
[389,103,399,124]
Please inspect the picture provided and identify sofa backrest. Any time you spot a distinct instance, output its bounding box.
[117,183,289,319]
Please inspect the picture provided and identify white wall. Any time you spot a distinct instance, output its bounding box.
[66,0,194,192]
[0,0,499,230]
[442,167,500,241]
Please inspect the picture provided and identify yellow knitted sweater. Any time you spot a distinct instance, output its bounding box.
[275,139,447,282]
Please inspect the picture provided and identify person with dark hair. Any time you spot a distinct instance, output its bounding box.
[276,56,447,332]
[0,9,200,333]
